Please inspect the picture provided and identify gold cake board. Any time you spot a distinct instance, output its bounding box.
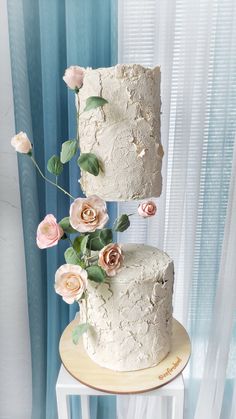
[59,317,191,395]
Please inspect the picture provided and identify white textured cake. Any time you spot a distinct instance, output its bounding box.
[78,64,163,201]
[80,244,174,371]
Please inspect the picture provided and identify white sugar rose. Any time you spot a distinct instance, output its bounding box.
[55,264,88,304]
[63,66,84,90]
[98,243,124,277]
[69,195,109,233]
[11,131,32,154]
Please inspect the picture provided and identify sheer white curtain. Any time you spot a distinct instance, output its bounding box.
[194,138,236,418]
[117,0,236,418]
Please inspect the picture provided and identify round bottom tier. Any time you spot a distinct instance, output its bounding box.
[81,321,171,372]
[79,244,174,372]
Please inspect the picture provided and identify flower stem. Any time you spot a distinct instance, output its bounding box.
[31,156,76,200]
[76,93,80,148]
[68,237,74,247]
[85,255,99,263]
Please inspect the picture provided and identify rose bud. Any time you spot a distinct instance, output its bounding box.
[138,200,157,218]
[11,131,32,154]
[63,66,84,90]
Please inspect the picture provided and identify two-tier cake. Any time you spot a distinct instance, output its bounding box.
[77,64,174,372]
[11,63,175,374]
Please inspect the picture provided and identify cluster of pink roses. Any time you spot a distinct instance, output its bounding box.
[36,195,123,303]
[35,194,157,304]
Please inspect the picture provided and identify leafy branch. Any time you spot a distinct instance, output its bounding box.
[58,96,108,176]
[31,156,75,200]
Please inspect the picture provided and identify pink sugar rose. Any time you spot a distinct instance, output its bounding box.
[69,195,109,233]
[138,200,157,218]
[11,131,32,154]
[63,66,84,90]
[36,214,64,249]
[98,243,124,277]
[55,264,88,304]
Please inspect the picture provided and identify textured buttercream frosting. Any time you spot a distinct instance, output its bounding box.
[80,244,174,371]
[78,64,163,201]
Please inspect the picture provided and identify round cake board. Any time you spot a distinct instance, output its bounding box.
[59,317,191,395]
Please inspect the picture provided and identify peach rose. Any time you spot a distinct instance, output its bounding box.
[55,264,88,304]
[69,195,109,233]
[63,66,84,90]
[98,243,124,277]
[138,200,157,218]
[36,214,64,249]
[11,131,32,154]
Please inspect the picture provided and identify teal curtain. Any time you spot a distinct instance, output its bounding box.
[7,1,117,418]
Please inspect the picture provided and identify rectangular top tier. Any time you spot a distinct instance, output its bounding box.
[78,64,163,201]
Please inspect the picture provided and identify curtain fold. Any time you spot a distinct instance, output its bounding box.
[7,1,117,418]
[194,136,236,418]
[7,2,47,418]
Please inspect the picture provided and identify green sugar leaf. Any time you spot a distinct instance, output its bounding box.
[77,153,100,176]
[64,247,83,266]
[73,236,84,254]
[47,155,63,176]
[59,217,78,234]
[80,235,89,255]
[72,323,89,345]
[84,96,108,112]
[86,265,106,283]
[60,140,77,164]
[113,214,130,232]
[100,228,113,245]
